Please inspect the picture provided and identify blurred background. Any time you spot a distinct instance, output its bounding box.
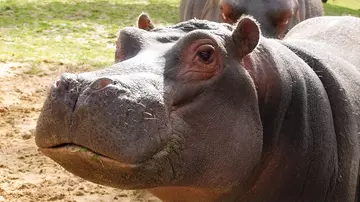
[0,0,359,201]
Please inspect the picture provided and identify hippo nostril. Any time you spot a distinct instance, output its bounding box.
[54,80,61,88]
[52,73,78,91]
[50,73,79,103]
[90,78,114,91]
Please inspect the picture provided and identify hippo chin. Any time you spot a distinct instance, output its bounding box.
[36,14,360,202]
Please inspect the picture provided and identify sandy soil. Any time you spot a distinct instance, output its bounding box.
[0,62,160,202]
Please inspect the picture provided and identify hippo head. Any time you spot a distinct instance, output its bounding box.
[219,0,298,38]
[35,14,263,198]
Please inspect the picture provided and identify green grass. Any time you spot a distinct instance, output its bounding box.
[324,1,360,17]
[0,0,180,69]
[23,66,43,75]
[0,0,359,71]
[327,0,360,10]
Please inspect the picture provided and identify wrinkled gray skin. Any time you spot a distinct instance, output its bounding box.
[179,0,221,22]
[36,15,360,202]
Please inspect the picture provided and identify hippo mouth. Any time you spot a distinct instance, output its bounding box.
[39,144,141,169]
[34,70,182,188]
[38,138,181,189]
[38,143,146,189]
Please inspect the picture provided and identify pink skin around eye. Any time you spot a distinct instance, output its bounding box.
[177,39,221,82]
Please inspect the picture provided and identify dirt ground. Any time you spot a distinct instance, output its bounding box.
[0,62,160,202]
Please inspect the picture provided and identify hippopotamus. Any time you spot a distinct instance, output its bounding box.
[35,14,360,201]
[180,0,324,38]
[219,0,324,38]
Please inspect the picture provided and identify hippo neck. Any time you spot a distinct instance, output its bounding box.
[239,39,338,201]
[241,41,289,160]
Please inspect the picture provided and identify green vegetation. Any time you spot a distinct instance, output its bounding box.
[0,0,359,70]
[71,147,88,153]
[0,0,180,69]
[324,0,360,17]
[23,65,42,75]
[327,0,360,10]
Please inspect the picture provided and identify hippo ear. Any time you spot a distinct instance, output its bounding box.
[137,13,155,31]
[232,16,260,57]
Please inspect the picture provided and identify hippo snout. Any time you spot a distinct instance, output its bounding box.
[36,70,170,171]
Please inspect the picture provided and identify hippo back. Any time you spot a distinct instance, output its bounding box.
[284,16,360,66]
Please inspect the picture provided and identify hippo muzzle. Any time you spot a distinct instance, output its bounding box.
[35,59,179,189]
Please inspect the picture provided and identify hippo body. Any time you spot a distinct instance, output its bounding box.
[179,0,220,22]
[36,16,360,202]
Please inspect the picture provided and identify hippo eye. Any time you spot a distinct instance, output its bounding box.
[198,51,212,62]
[177,40,219,81]
[278,18,290,26]
[196,45,215,64]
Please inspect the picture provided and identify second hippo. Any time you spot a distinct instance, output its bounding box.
[179,0,324,38]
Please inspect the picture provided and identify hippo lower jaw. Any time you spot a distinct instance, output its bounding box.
[39,144,140,169]
[38,144,144,189]
[38,138,182,190]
